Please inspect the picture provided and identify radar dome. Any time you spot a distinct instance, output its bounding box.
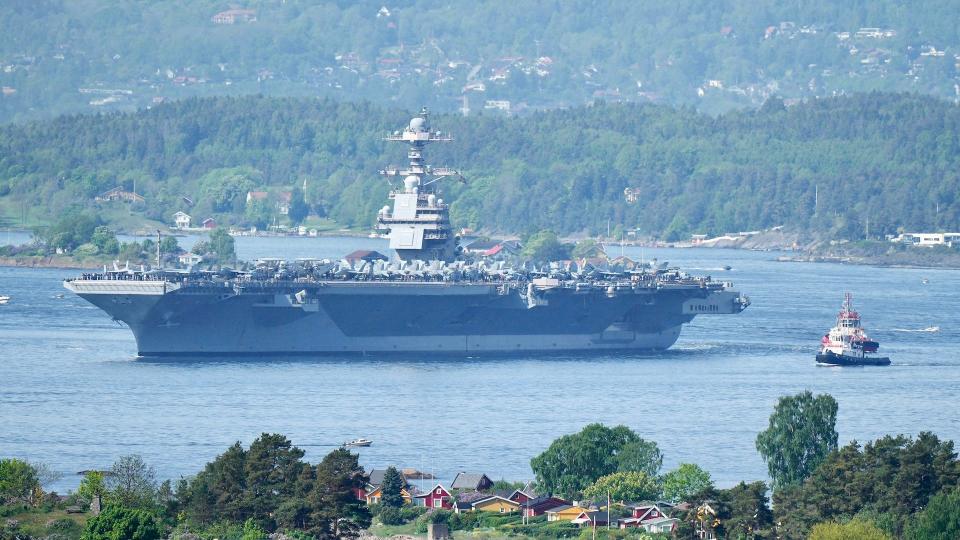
[409,116,428,132]
[403,175,420,192]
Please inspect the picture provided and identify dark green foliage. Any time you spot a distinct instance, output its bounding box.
[905,487,960,540]
[242,433,305,526]
[774,432,960,539]
[90,226,119,255]
[756,390,838,489]
[2,94,959,239]
[378,467,404,509]
[178,434,304,530]
[288,187,309,225]
[680,481,774,540]
[530,423,659,498]
[177,437,369,538]
[615,439,663,477]
[80,504,161,540]
[192,227,236,264]
[377,507,403,526]
[520,230,571,262]
[34,209,102,252]
[159,236,179,254]
[308,448,371,538]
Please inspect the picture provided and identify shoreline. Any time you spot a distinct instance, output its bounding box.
[0,256,103,270]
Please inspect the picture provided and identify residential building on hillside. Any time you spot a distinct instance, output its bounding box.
[173,211,191,229]
[471,495,520,513]
[95,186,145,203]
[413,484,453,509]
[451,472,494,491]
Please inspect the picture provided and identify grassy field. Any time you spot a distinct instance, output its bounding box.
[5,507,88,538]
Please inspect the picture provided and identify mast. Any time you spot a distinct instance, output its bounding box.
[376,108,463,261]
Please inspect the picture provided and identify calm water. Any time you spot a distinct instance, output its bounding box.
[1,237,958,494]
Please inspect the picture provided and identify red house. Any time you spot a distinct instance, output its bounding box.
[520,495,569,517]
[631,504,667,521]
[508,489,534,504]
[414,484,452,509]
[201,217,217,229]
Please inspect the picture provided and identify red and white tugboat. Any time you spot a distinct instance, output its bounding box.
[816,293,890,366]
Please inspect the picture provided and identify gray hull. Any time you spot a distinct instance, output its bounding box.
[66,280,744,356]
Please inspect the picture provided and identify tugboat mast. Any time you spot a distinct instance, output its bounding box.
[377,108,462,261]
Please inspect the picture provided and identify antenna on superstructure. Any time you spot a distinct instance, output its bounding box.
[376,107,464,261]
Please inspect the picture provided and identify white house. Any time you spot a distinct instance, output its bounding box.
[173,211,191,229]
[178,253,203,266]
[892,232,960,247]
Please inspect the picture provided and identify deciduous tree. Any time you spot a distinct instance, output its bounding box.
[530,423,651,498]
[583,471,660,503]
[0,458,39,505]
[107,455,158,510]
[661,463,713,503]
[756,391,838,489]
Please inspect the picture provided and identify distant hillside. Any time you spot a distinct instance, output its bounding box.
[1,93,958,239]
[2,1,960,122]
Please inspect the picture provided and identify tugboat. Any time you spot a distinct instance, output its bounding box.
[816,293,890,366]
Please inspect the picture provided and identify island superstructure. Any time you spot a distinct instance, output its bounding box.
[376,108,460,261]
[64,110,750,356]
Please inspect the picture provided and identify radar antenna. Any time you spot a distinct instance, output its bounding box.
[376,108,462,262]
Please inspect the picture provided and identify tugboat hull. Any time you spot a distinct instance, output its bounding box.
[816,351,890,366]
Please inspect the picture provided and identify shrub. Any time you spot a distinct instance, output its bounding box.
[81,504,162,540]
[46,518,82,537]
[400,506,428,522]
[809,519,891,540]
[378,507,404,526]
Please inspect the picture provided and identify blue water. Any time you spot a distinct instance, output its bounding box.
[1,238,959,494]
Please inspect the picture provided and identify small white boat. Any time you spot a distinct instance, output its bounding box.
[344,438,373,447]
[0,295,10,305]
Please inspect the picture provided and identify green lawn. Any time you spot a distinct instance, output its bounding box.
[6,507,88,538]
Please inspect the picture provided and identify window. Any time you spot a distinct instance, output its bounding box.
[500,507,505,513]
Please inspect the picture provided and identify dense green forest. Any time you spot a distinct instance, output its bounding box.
[2,0,960,123]
[1,93,958,239]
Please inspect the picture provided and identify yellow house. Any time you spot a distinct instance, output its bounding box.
[472,495,521,513]
[365,486,413,505]
[546,505,591,522]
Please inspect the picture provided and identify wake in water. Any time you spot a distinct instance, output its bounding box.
[890,326,941,333]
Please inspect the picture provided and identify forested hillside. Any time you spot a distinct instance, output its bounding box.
[2,0,960,122]
[0,93,957,239]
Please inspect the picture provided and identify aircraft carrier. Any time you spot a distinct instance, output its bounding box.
[64,109,749,356]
